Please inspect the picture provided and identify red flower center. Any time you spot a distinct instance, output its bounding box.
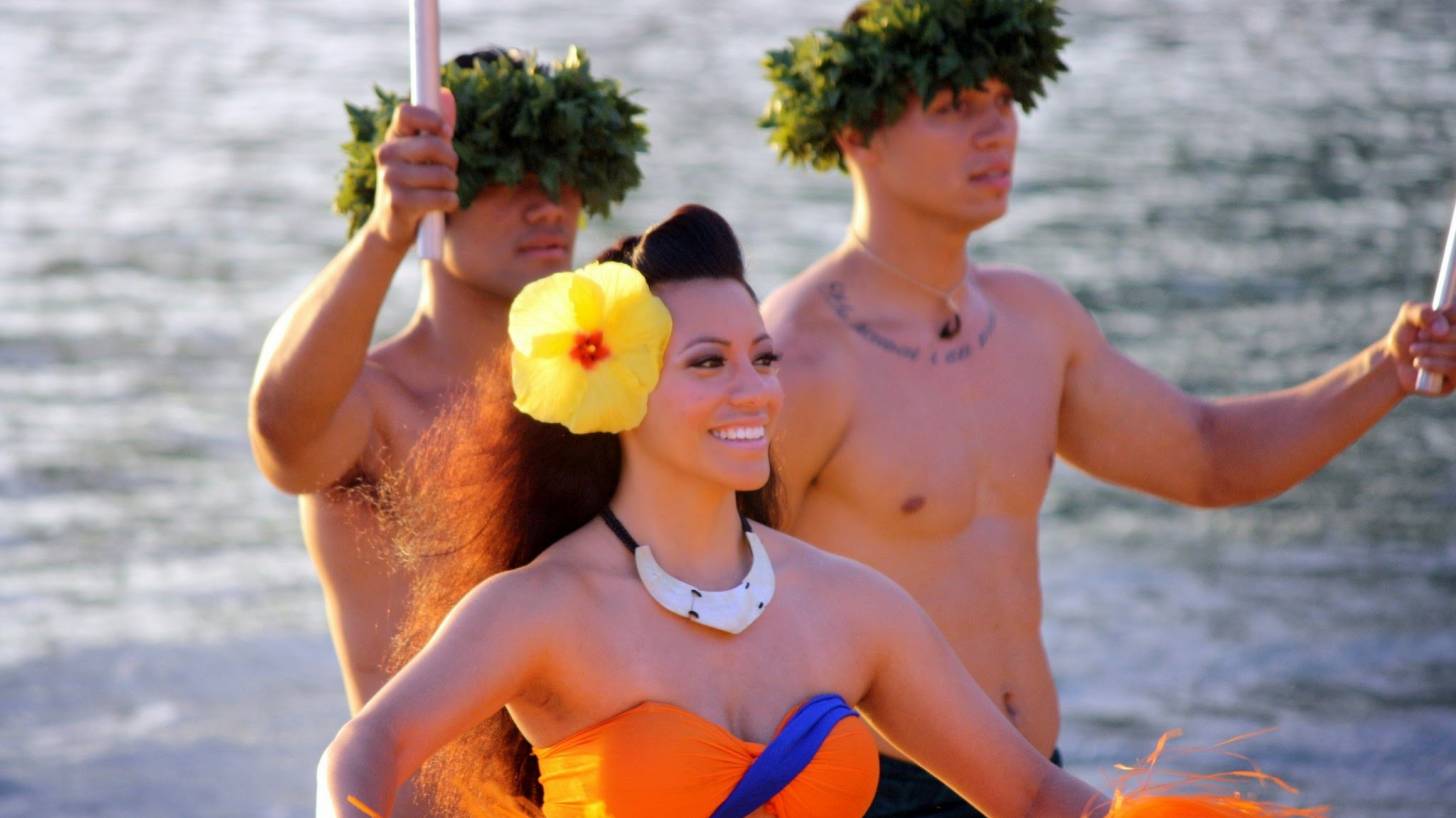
[570,330,611,369]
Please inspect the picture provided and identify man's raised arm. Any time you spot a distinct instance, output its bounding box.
[249,98,457,494]
[1055,284,1456,508]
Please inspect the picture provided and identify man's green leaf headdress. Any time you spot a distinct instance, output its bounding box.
[760,0,1069,172]
[335,46,648,236]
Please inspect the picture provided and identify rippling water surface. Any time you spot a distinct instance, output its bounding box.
[2,1,1454,815]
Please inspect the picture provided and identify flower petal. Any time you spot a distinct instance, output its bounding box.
[612,345,664,393]
[509,271,587,356]
[567,273,606,331]
[604,286,673,368]
[581,261,651,310]
[567,357,652,433]
[511,349,589,427]
[526,330,579,360]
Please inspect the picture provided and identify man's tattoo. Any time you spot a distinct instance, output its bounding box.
[825,281,920,361]
[978,307,998,347]
[824,280,997,366]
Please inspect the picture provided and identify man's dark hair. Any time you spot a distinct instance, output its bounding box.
[451,47,531,72]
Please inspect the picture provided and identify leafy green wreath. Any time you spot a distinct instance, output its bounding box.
[760,0,1069,172]
[335,46,648,237]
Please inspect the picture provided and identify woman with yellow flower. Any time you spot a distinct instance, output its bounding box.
[315,205,1322,818]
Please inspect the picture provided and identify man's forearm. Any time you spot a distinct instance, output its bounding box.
[251,226,410,448]
[1200,341,1403,506]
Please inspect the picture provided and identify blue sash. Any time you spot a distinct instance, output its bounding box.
[708,693,858,818]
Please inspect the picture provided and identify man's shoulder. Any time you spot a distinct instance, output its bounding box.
[978,264,1097,338]
[360,329,474,417]
[362,331,431,392]
[978,264,1078,308]
[764,258,843,332]
[763,257,858,378]
[321,332,478,491]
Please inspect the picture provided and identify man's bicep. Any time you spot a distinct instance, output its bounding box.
[249,379,380,495]
[1056,323,1212,503]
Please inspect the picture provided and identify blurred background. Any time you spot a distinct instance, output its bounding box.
[2,0,1453,815]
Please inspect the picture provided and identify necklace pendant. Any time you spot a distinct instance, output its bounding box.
[603,508,774,634]
[629,527,775,635]
[939,312,963,340]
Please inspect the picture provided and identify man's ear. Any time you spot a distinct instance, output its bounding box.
[835,126,875,168]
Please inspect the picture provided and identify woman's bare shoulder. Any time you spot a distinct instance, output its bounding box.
[449,523,618,630]
[749,523,922,621]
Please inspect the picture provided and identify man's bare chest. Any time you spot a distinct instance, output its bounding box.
[365,369,459,474]
[813,331,1065,525]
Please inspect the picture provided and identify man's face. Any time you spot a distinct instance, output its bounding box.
[853,79,1019,231]
[441,176,583,299]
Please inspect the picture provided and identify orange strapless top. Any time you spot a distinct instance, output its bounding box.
[533,698,880,818]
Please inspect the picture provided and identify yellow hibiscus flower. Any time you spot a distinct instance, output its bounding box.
[509,261,673,434]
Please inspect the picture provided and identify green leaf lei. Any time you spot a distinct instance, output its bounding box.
[334,46,648,237]
[760,0,1069,172]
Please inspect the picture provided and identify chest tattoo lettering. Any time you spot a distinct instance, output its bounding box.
[824,281,997,366]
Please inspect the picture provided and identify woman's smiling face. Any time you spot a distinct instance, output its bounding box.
[622,278,783,492]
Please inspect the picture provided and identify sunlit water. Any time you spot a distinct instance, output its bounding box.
[2,1,1453,815]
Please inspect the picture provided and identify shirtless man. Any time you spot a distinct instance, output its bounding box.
[758,4,1456,815]
[247,48,645,719]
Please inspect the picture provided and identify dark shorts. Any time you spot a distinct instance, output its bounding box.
[865,748,1063,818]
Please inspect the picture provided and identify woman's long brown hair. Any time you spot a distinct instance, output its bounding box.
[381,204,783,815]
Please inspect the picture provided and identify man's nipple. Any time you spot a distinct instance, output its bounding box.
[900,495,926,514]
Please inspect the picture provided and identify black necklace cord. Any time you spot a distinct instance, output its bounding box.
[600,507,752,554]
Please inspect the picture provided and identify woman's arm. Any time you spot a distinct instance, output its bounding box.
[849,567,1108,818]
[315,567,553,817]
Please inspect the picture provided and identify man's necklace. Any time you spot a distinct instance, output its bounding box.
[847,228,970,340]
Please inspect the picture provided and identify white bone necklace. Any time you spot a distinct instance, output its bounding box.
[601,508,774,635]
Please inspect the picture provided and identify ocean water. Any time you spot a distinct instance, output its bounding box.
[2,0,1453,815]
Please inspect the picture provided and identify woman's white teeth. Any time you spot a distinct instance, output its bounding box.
[712,426,765,441]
